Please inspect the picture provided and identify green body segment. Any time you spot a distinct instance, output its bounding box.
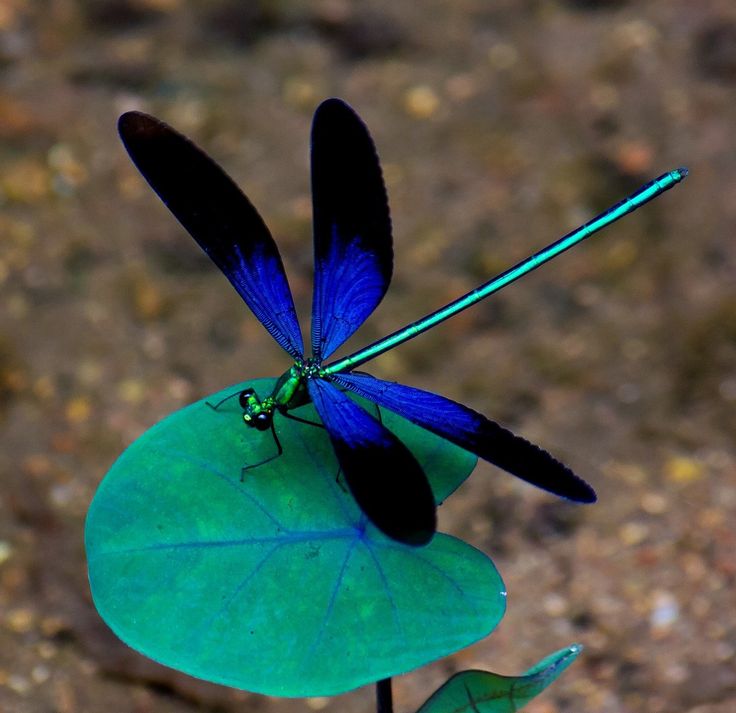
[323,167,687,376]
[272,366,307,409]
[242,364,311,424]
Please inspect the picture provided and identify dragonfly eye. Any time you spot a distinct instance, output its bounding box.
[239,389,255,409]
[253,412,271,431]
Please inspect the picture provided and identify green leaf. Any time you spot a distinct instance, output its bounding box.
[416,644,582,713]
[86,379,503,697]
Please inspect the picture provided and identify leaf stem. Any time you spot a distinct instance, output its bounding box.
[376,677,393,713]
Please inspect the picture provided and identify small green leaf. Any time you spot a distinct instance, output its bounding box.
[416,644,582,713]
[86,379,503,696]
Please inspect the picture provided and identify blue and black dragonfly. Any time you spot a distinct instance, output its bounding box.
[118,98,686,546]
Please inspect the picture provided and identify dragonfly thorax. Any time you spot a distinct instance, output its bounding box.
[240,360,322,430]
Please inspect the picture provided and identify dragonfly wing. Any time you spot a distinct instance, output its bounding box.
[307,378,436,546]
[119,112,304,359]
[310,99,392,361]
[334,373,597,503]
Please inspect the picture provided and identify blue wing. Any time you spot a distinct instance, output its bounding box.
[307,378,436,546]
[333,373,597,503]
[119,112,304,359]
[310,99,392,361]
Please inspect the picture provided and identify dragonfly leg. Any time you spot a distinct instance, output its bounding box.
[334,465,349,493]
[281,410,325,429]
[240,421,283,481]
[280,409,349,491]
[206,389,247,411]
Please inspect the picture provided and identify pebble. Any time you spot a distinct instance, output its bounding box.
[604,461,648,486]
[614,141,654,175]
[640,492,668,514]
[77,359,104,387]
[117,378,146,404]
[649,590,679,633]
[40,615,68,638]
[31,665,50,684]
[32,375,56,400]
[612,19,659,52]
[5,607,35,633]
[22,454,53,478]
[306,697,330,710]
[681,553,707,580]
[0,94,39,139]
[64,396,92,424]
[664,456,704,484]
[283,78,319,109]
[1,159,51,203]
[37,641,58,660]
[131,276,167,321]
[404,85,440,119]
[543,592,568,617]
[697,508,724,529]
[619,521,649,546]
[7,673,31,695]
[445,73,478,101]
[48,143,88,194]
[663,663,690,686]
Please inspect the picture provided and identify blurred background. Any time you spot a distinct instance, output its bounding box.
[0,1,734,711]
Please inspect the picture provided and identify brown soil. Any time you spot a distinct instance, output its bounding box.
[0,2,734,712]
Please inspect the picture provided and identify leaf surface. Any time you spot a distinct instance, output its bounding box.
[416,645,582,713]
[86,379,503,696]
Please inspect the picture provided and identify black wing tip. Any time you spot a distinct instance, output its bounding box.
[118,110,157,138]
[389,526,435,547]
[377,501,437,547]
[312,98,371,138]
[567,479,597,504]
[117,112,179,157]
[528,443,598,504]
[366,509,436,547]
[489,427,598,504]
[315,97,357,117]
[353,474,437,548]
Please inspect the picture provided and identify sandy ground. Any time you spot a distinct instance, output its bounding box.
[0,1,734,712]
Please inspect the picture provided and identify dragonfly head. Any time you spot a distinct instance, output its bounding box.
[239,388,274,431]
[248,412,272,431]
